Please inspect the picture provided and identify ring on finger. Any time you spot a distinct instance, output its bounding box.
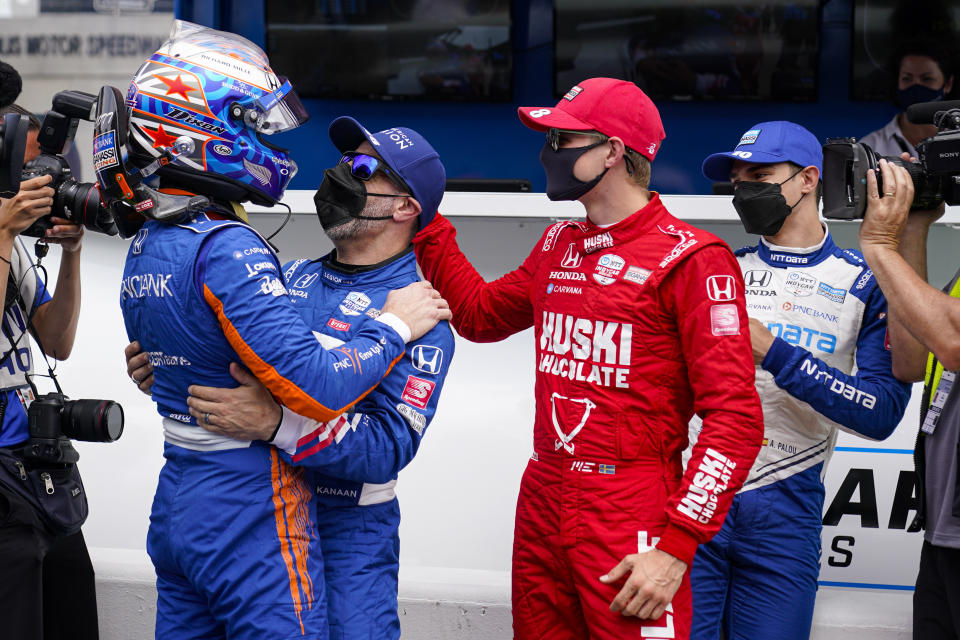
[131,375,141,385]
[885,191,895,196]
[204,412,211,423]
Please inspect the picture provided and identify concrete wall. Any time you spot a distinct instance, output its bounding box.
[90,548,911,639]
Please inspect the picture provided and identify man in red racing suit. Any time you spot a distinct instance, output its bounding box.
[413,78,763,639]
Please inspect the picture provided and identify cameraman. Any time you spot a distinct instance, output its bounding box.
[861,39,955,159]
[860,158,960,637]
[0,105,94,638]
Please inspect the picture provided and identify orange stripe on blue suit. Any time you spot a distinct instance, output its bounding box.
[122,213,407,638]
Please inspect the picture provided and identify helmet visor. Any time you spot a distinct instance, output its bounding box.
[163,22,309,134]
[255,78,309,134]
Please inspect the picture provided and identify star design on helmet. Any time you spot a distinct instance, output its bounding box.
[155,74,197,101]
[143,124,179,149]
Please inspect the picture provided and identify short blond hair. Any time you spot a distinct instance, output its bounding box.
[624,147,651,188]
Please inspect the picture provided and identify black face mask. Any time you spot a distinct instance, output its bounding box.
[313,163,396,231]
[897,83,945,110]
[732,169,806,236]
[539,140,609,201]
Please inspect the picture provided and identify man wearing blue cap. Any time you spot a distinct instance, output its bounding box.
[691,121,912,639]
[127,117,454,640]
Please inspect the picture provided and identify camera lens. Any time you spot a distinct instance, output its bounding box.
[57,179,118,236]
[61,399,124,442]
[822,139,945,219]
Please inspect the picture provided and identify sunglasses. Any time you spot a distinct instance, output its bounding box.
[339,152,410,193]
[545,128,609,152]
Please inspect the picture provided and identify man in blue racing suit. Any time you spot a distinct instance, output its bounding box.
[118,24,449,639]
[128,116,453,640]
[689,121,912,639]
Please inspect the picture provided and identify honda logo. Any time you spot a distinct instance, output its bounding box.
[411,345,443,375]
[293,273,319,289]
[560,243,582,269]
[706,275,736,301]
[743,269,772,288]
[132,228,148,255]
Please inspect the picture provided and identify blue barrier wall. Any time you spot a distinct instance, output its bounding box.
[173,0,899,195]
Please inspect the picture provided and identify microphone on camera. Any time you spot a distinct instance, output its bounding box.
[906,100,960,125]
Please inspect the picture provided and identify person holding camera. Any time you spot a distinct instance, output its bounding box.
[0,105,95,639]
[859,155,960,637]
[690,121,911,640]
[0,62,23,110]
[861,39,955,159]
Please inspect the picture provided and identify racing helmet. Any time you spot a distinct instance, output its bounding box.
[125,20,308,205]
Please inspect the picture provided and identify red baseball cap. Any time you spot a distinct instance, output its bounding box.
[518,77,666,161]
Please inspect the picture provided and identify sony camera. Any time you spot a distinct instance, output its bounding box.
[822,100,960,219]
[24,392,124,464]
[0,91,119,237]
[2,87,209,240]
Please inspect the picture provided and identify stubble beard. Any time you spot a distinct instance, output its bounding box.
[324,195,393,243]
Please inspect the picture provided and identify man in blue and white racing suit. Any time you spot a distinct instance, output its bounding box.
[119,24,449,640]
[128,116,453,640]
[689,121,912,640]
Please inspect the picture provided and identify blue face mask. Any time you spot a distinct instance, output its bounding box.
[898,83,945,110]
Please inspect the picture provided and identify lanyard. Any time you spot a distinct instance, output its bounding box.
[921,274,960,435]
[922,369,957,435]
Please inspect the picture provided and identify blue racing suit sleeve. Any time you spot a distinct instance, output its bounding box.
[760,285,911,440]
[275,322,454,484]
[196,226,408,423]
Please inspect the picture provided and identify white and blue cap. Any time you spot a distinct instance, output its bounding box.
[328,116,446,228]
[701,120,823,182]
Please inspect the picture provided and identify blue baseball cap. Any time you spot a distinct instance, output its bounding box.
[701,121,823,183]
[328,116,446,228]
